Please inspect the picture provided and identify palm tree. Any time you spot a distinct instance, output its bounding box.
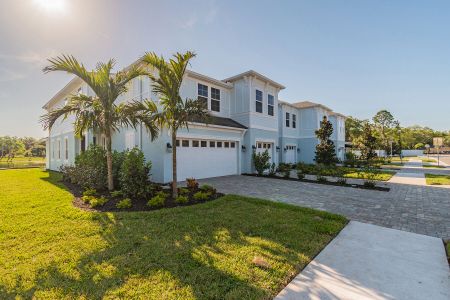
[40,55,159,191]
[134,51,209,197]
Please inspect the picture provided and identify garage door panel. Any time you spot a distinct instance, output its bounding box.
[176,139,238,180]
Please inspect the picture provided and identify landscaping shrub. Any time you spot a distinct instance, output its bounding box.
[283,169,290,178]
[186,178,199,190]
[81,195,92,204]
[335,169,347,185]
[359,165,379,188]
[82,188,97,197]
[147,191,167,208]
[252,150,271,175]
[193,191,210,201]
[268,163,276,176]
[178,187,190,196]
[119,148,151,199]
[116,198,132,209]
[175,195,189,204]
[278,163,291,172]
[89,196,108,208]
[296,170,305,180]
[200,184,216,194]
[110,190,123,198]
[316,175,328,182]
[112,150,126,188]
[73,146,108,190]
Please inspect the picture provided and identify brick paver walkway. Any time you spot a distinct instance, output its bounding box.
[200,175,450,239]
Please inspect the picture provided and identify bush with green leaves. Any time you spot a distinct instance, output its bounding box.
[193,191,211,201]
[283,169,290,178]
[119,148,151,199]
[178,187,190,196]
[175,195,189,204]
[296,170,305,180]
[147,191,167,208]
[252,150,271,176]
[268,163,276,176]
[200,184,216,194]
[116,198,132,209]
[72,145,108,190]
[82,188,97,197]
[89,196,108,208]
[360,165,379,188]
[186,178,199,190]
[335,169,347,185]
[110,190,123,198]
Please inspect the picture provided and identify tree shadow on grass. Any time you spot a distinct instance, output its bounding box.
[2,170,346,299]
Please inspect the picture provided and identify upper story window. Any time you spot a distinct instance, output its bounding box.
[268,94,274,116]
[211,87,220,112]
[255,90,263,113]
[285,112,290,127]
[197,84,208,109]
[292,114,297,128]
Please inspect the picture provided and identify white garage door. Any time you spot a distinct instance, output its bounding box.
[285,145,296,164]
[176,138,238,180]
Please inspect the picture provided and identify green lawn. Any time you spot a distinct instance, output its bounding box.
[0,169,347,299]
[418,157,437,163]
[344,170,395,181]
[425,173,450,185]
[0,156,45,169]
[422,164,446,169]
[391,157,410,162]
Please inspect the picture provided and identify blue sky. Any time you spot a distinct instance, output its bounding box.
[0,0,449,137]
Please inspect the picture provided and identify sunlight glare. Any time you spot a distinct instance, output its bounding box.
[33,0,67,14]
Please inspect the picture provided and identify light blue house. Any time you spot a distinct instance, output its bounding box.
[44,65,345,183]
[278,101,346,164]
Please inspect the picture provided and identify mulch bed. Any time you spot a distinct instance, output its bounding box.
[62,180,224,212]
[242,173,390,192]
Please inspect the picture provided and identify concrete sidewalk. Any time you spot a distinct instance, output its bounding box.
[388,159,426,186]
[275,221,450,300]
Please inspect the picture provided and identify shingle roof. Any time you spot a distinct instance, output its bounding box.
[189,115,247,129]
[291,101,332,111]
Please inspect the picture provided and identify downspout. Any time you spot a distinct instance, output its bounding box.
[139,76,143,150]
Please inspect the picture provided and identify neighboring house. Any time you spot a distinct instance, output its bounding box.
[278,101,346,164]
[44,63,345,183]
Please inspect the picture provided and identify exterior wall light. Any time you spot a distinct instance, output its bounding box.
[241,145,246,152]
[297,148,300,153]
[276,146,280,152]
[252,145,257,150]
[166,142,173,152]
[284,147,287,152]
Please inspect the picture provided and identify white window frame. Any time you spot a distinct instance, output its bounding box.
[286,112,290,127]
[255,89,263,113]
[211,87,220,112]
[64,137,69,161]
[267,94,274,116]
[197,83,208,109]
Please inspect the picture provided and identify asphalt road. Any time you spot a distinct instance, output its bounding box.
[431,154,450,165]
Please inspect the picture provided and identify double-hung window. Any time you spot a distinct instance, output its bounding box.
[292,114,297,128]
[57,140,61,159]
[256,90,263,113]
[286,112,290,127]
[267,94,274,116]
[64,138,68,160]
[198,84,208,109]
[211,87,220,112]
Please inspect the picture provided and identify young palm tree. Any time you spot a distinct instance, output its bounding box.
[40,55,159,191]
[134,51,209,197]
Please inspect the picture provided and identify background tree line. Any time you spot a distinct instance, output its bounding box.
[346,110,450,155]
[0,136,46,159]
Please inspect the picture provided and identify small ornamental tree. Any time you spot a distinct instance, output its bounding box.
[314,116,337,165]
[252,150,271,175]
[360,122,377,161]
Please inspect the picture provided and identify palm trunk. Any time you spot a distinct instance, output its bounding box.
[172,130,177,198]
[106,130,114,191]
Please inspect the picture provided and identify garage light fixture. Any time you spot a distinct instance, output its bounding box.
[166,142,173,152]
[297,148,300,153]
[252,145,257,150]
[241,145,246,152]
[276,146,280,152]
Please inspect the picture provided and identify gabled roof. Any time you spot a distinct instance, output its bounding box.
[186,70,233,89]
[42,77,83,110]
[223,70,285,89]
[291,101,333,111]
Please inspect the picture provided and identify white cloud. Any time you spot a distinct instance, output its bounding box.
[181,15,199,29]
[180,0,218,29]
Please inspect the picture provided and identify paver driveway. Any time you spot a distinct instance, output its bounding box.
[200,175,450,239]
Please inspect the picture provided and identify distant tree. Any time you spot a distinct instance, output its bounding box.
[414,143,425,150]
[315,116,337,165]
[360,122,377,161]
[373,110,394,154]
[345,116,366,143]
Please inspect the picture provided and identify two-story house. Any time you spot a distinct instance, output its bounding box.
[44,62,345,182]
[278,101,346,164]
[44,65,286,182]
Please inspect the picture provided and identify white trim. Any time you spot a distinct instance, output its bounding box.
[254,138,276,144]
[176,133,241,142]
[281,135,299,139]
[231,111,277,120]
[248,125,278,132]
[187,122,246,132]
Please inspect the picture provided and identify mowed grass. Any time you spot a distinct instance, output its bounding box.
[422,164,446,169]
[0,169,347,299]
[344,170,395,181]
[425,173,450,185]
[0,156,45,169]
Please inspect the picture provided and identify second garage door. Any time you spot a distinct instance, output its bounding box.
[176,138,239,181]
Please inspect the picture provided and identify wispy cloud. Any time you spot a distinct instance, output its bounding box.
[0,50,58,82]
[180,0,218,29]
